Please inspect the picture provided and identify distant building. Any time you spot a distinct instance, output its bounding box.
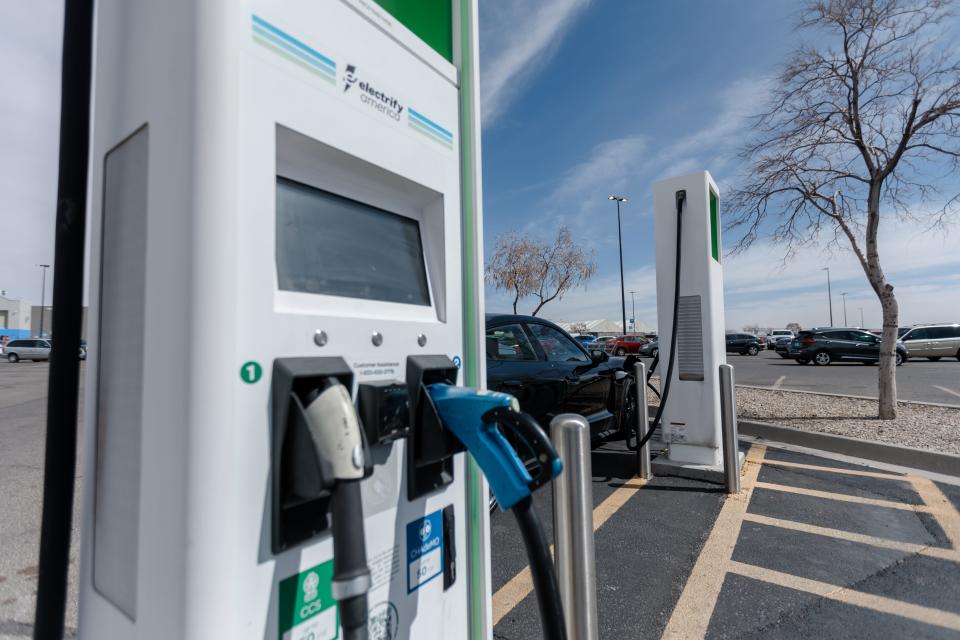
[30,305,88,339]
[0,294,33,340]
[553,318,655,337]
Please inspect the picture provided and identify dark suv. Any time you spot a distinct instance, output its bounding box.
[725,333,762,356]
[788,328,907,366]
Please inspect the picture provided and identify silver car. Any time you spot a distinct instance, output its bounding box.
[4,338,52,362]
[899,324,960,361]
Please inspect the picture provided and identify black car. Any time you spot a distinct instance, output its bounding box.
[486,314,632,438]
[788,328,907,366]
[725,333,762,356]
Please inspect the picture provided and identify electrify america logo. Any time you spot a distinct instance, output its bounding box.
[343,64,404,121]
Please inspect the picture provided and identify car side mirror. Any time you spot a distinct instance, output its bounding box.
[590,349,608,363]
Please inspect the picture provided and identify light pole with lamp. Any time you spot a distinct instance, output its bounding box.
[628,289,637,333]
[840,292,848,326]
[821,267,833,326]
[608,195,628,335]
[37,264,51,338]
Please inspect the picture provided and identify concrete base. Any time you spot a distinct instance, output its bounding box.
[652,450,746,485]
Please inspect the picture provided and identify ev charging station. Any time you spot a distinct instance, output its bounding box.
[77,2,565,639]
[652,172,729,470]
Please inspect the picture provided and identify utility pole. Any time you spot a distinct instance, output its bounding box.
[840,292,848,326]
[628,290,637,333]
[821,267,833,326]
[608,195,628,335]
[38,264,51,337]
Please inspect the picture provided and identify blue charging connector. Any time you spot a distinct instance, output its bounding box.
[426,383,568,640]
[426,384,562,511]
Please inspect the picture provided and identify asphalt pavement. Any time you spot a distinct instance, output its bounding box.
[678,350,960,406]
[492,436,960,639]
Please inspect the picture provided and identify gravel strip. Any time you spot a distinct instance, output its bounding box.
[736,387,960,455]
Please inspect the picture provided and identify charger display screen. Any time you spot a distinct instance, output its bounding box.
[276,177,431,306]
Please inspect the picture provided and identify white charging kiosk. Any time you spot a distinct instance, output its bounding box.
[652,171,727,469]
[79,1,489,638]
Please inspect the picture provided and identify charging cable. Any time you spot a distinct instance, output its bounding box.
[427,385,567,640]
[302,379,372,640]
[633,189,685,451]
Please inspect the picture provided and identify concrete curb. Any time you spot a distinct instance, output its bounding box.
[739,419,960,478]
[737,384,960,409]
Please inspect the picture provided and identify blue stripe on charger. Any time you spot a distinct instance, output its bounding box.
[252,15,336,71]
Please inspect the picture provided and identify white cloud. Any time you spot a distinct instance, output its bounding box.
[722,218,960,329]
[479,0,591,125]
[0,2,63,304]
[530,75,772,231]
[487,218,960,332]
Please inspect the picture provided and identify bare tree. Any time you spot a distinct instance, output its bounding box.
[486,225,597,317]
[729,0,960,419]
[569,322,589,334]
[786,322,804,333]
[486,232,535,314]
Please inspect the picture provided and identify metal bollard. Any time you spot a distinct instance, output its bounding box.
[634,361,652,479]
[550,414,599,640]
[719,364,741,494]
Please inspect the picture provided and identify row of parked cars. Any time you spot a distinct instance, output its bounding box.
[767,324,960,365]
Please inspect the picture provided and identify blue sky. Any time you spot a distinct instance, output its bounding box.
[1,2,957,331]
[478,1,960,330]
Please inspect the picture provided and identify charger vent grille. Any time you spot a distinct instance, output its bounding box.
[677,295,704,381]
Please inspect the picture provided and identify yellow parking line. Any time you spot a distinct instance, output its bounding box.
[762,459,906,481]
[910,477,960,551]
[742,512,959,561]
[729,560,960,631]
[753,481,928,512]
[491,474,649,626]
[661,444,767,640]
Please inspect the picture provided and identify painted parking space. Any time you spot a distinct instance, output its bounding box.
[672,445,960,639]
[490,439,960,639]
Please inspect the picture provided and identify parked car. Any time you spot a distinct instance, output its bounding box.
[898,324,960,361]
[486,314,631,437]
[766,329,794,349]
[574,334,598,346]
[788,328,907,366]
[638,340,659,358]
[774,339,793,359]
[594,336,616,348]
[605,335,649,356]
[725,333,762,356]
[4,338,52,362]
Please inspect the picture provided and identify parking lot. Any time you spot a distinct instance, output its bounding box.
[695,350,960,406]
[3,361,959,639]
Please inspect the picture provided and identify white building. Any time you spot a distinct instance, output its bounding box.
[0,294,32,339]
[554,318,655,337]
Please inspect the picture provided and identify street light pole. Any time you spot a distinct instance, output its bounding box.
[821,267,833,326]
[628,290,637,332]
[841,292,848,326]
[608,195,628,335]
[38,264,51,337]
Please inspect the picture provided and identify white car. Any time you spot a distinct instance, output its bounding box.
[766,329,794,349]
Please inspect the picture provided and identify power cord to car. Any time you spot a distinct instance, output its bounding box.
[629,190,685,452]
